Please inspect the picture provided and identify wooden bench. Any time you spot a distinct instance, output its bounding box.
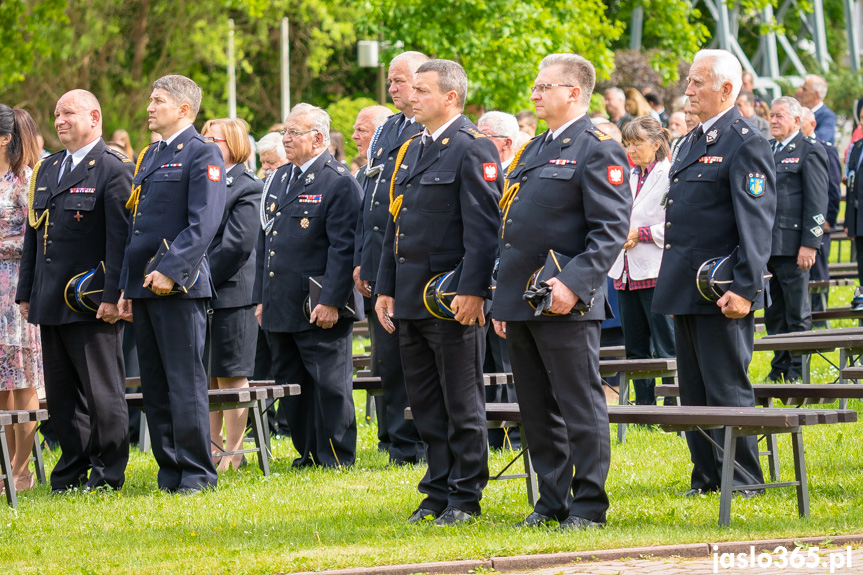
[754,332,863,384]
[408,403,856,527]
[598,358,678,442]
[126,384,299,476]
[1,410,49,508]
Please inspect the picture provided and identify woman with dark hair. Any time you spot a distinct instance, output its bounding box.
[0,104,44,492]
[109,129,134,159]
[201,118,262,471]
[328,130,346,163]
[609,116,676,405]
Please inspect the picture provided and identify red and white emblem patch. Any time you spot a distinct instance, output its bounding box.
[607,166,624,185]
[207,165,221,182]
[483,163,498,181]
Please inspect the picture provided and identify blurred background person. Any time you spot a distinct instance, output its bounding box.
[625,87,652,118]
[0,104,43,492]
[328,130,346,163]
[110,128,134,159]
[350,105,392,184]
[609,116,675,405]
[605,87,633,129]
[643,92,669,127]
[256,132,288,179]
[201,118,262,471]
[515,110,537,137]
[795,74,836,145]
[667,111,689,150]
[736,90,770,137]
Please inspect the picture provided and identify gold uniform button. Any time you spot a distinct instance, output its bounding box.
[667,199,673,206]
[398,257,405,264]
[273,230,278,236]
[270,251,275,257]
[665,244,671,250]
[673,178,679,183]
[666,222,671,228]
[269,272,275,277]
[373,226,379,232]
[276,212,281,217]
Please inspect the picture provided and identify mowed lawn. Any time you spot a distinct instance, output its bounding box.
[2,286,862,574]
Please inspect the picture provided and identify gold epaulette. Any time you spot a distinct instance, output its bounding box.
[498,139,532,238]
[125,144,154,212]
[588,126,612,141]
[388,135,419,222]
[462,126,486,139]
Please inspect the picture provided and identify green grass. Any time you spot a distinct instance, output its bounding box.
[2,285,862,574]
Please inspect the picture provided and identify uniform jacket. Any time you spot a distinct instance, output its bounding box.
[375,115,502,319]
[768,131,828,256]
[119,127,226,299]
[354,113,423,282]
[609,158,671,282]
[492,115,631,322]
[845,139,863,235]
[16,140,132,325]
[653,107,777,315]
[818,138,841,228]
[255,151,361,332]
[814,105,837,145]
[208,164,262,309]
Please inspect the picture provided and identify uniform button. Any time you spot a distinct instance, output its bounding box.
[506,219,512,225]
[673,178,679,183]
[665,244,671,250]
[406,184,412,190]
[398,233,405,239]
[136,212,141,217]
[434,177,440,182]
[697,174,702,178]
[398,257,405,264]
[45,258,52,263]
[134,230,141,236]
[304,211,308,215]
[270,251,275,257]
[591,289,596,294]
[49,222,54,227]
[47,240,53,246]
[374,201,380,206]
[272,230,278,236]
[666,222,671,228]
[401,208,407,213]
[667,199,673,205]
[552,172,558,177]
[521,176,527,182]
[513,197,520,203]
[388,156,394,161]
[141,195,146,200]
[504,243,511,250]
[76,203,82,208]
[373,226,379,232]
[182,273,189,278]
[276,212,281,216]
[51,203,56,208]
[269,272,275,277]
[380,178,386,183]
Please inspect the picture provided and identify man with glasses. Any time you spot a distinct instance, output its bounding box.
[354,52,427,466]
[375,59,502,525]
[255,103,361,468]
[492,54,631,530]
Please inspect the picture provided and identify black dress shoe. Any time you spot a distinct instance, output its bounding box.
[514,511,555,528]
[434,507,477,526]
[679,488,717,497]
[407,507,439,523]
[737,488,765,499]
[175,486,203,496]
[559,515,604,530]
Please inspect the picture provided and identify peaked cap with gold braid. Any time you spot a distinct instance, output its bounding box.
[388,135,420,222]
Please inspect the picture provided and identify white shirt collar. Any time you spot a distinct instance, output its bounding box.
[780,130,800,149]
[423,114,461,142]
[160,124,194,147]
[63,138,101,170]
[700,105,735,133]
[811,102,824,113]
[549,113,586,140]
[297,151,325,174]
[501,157,513,170]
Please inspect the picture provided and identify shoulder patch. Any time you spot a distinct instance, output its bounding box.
[732,120,755,138]
[461,125,486,139]
[105,147,132,162]
[588,127,612,141]
[325,161,350,175]
[243,170,259,181]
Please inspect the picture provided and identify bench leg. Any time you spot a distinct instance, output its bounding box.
[765,433,780,482]
[0,427,17,508]
[260,399,272,453]
[365,392,375,426]
[838,349,849,409]
[249,402,270,476]
[519,424,539,507]
[617,376,629,443]
[718,426,737,527]
[802,353,811,385]
[31,433,46,484]
[138,411,151,453]
[791,430,810,518]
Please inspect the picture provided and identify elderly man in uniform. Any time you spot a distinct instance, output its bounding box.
[256,103,361,468]
[653,50,776,497]
[796,75,836,145]
[117,75,226,494]
[350,105,392,189]
[256,132,288,178]
[764,97,828,382]
[17,89,132,492]
[375,59,501,525]
[492,54,631,529]
[801,107,842,319]
[354,52,428,465]
[846,122,863,309]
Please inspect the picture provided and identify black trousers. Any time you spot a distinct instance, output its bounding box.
[369,311,422,463]
[267,321,356,467]
[399,318,488,514]
[134,298,217,491]
[41,322,128,490]
[506,320,610,523]
[674,313,764,491]
[765,256,811,380]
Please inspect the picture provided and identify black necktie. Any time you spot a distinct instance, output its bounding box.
[156,140,167,153]
[418,134,431,160]
[693,125,704,142]
[289,166,301,188]
[537,132,553,154]
[59,155,73,182]
[397,117,407,138]
[774,141,783,155]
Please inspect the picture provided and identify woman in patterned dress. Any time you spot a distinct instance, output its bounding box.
[0,104,44,492]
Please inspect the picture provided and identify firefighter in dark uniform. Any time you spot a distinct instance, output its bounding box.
[353,52,427,464]
[653,50,777,496]
[255,103,361,468]
[765,96,828,382]
[117,75,226,494]
[492,54,631,530]
[375,60,502,526]
[843,110,863,309]
[17,89,132,492]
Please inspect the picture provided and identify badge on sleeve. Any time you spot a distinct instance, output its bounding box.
[747,173,766,197]
[207,165,221,182]
[607,166,624,185]
[483,163,497,181]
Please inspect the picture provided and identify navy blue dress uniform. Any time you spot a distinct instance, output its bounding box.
[120,127,226,492]
[846,139,863,284]
[765,132,828,381]
[493,116,631,525]
[653,107,777,493]
[354,112,424,463]
[205,164,262,376]
[16,140,132,490]
[809,137,842,313]
[375,115,502,516]
[256,151,361,467]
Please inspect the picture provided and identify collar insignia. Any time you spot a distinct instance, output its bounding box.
[563,138,571,144]
[89,160,95,166]
[706,129,719,143]
[226,176,234,185]
[305,173,315,184]
[281,172,288,182]
[177,143,184,150]
[441,138,449,146]
[53,160,58,165]
[787,143,796,151]
[377,148,383,157]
